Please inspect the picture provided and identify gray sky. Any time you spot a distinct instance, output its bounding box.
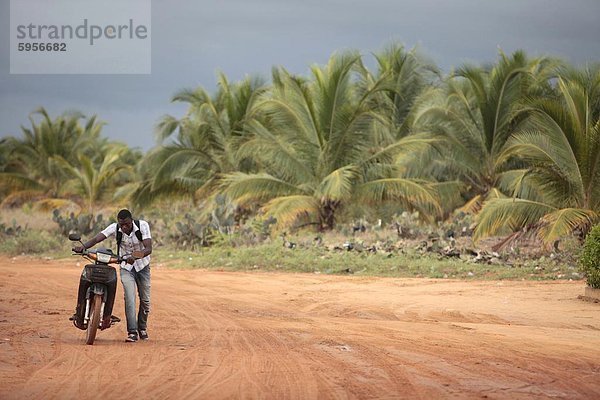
[2,0,599,152]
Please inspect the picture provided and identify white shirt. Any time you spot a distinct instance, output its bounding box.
[101,220,151,272]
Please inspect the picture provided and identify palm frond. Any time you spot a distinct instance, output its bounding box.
[0,172,46,192]
[262,195,319,228]
[33,198,81,212]
[356,178,441,219]
[538,208,598,244]
[316,166,357,201]
[474,198,556,241]
[359,133,442,167]
[129,180,195,209]
[429,181,463,214]
[239,120,316,184]
[497,169,546,201]
[221,172,303,205]
[0,190,45,208]
[171,87,210,105]
[458,194,484,214]
[155,115,180,143]
[150,148,214,190]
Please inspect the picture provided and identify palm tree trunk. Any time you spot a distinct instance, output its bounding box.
[319,200,340,231]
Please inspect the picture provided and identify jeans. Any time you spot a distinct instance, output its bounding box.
[120,264,151,334]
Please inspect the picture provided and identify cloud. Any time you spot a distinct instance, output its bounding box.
[2,0,599,151]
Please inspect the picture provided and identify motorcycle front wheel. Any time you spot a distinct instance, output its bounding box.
[85,293,102,345]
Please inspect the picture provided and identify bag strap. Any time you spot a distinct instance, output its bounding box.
[116,220,143,257]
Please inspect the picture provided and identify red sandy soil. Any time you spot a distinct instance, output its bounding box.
[0,256,599,399]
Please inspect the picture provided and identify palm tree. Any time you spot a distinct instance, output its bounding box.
[0,108,104,207]
[131,73,266,207]
[474,64,600,245]
[412,50,559,213]
[0,138,16,202]
[222,51,440,230]
[362,45,462,215]
[364,44,440,140]
[57,143,137,216]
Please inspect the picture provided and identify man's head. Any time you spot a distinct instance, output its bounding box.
[117,209,133,234]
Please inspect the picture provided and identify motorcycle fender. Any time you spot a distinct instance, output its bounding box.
[87,283,106,298]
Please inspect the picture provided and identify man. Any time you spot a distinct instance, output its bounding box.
[73,209,153,342]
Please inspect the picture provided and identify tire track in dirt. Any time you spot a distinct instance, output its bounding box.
[1,257,600,399]
[151,275,322,399]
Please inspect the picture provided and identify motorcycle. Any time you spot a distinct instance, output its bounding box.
[69,233,143,345]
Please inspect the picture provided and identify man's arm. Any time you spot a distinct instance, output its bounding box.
[139,220,152,258]
[141,238,152,257]
[126,238,152,265]
[72,233,107,253]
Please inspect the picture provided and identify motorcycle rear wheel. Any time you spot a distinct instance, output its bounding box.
[85,293,102,345]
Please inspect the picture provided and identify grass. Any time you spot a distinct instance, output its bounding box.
[0,229,65,256]
[0,207,584,281]
[0,208,77,257]
[154,242,583,281]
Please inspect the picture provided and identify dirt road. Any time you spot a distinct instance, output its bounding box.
[0,256,599,399]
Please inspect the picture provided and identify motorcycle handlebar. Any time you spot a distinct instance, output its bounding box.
[72,249,144,264]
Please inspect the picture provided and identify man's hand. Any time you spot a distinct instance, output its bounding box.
[126,256,135,265]
[72,233,106,255]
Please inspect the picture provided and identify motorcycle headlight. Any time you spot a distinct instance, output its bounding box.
[96,252,112,263]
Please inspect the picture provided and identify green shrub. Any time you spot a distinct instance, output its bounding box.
[52,210,109,237]
[580,225,600,288]
[0,219,24,236]
[166,213,213,250]
[0,229,63,256]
